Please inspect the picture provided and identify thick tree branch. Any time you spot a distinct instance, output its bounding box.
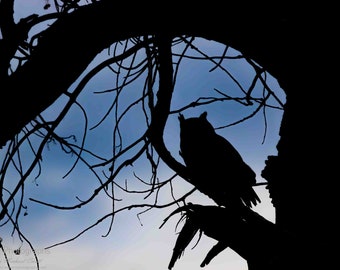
[162,204,293,270]
[0,1,295,148]
[147,34,189,180]
[0,0,15,37]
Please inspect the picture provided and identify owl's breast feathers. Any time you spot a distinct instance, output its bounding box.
[181,132,255,181]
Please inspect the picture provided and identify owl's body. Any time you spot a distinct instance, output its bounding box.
[179,112,260,208]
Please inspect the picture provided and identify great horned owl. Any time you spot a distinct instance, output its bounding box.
[178,111,260,208]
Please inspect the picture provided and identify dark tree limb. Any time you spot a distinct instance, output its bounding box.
[147,34,189,180]
[162,203,293,270]
[0,1,296,148]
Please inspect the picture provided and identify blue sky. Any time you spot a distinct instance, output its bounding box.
[0,1,285,269]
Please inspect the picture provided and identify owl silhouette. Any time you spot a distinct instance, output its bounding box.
[178,111,260,208]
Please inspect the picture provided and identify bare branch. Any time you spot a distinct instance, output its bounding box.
[44,188,196,250]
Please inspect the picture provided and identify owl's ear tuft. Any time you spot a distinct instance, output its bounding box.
[200,111,208,119]
[178,113,185,123]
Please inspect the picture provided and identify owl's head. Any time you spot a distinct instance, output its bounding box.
[178,111,215,136]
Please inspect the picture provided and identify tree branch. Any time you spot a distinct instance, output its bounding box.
[162,203,291,270]
[0,1,291,148]
[147,34,189,180]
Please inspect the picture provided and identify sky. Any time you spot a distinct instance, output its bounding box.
[1,1,286,269]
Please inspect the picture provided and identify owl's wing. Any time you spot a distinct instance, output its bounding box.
[213,135,261,207]
[214,134,257,185]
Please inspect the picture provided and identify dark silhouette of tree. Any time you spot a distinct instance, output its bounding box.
[0,1,334,270]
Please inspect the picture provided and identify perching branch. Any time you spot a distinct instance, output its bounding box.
[160,203,290,270]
